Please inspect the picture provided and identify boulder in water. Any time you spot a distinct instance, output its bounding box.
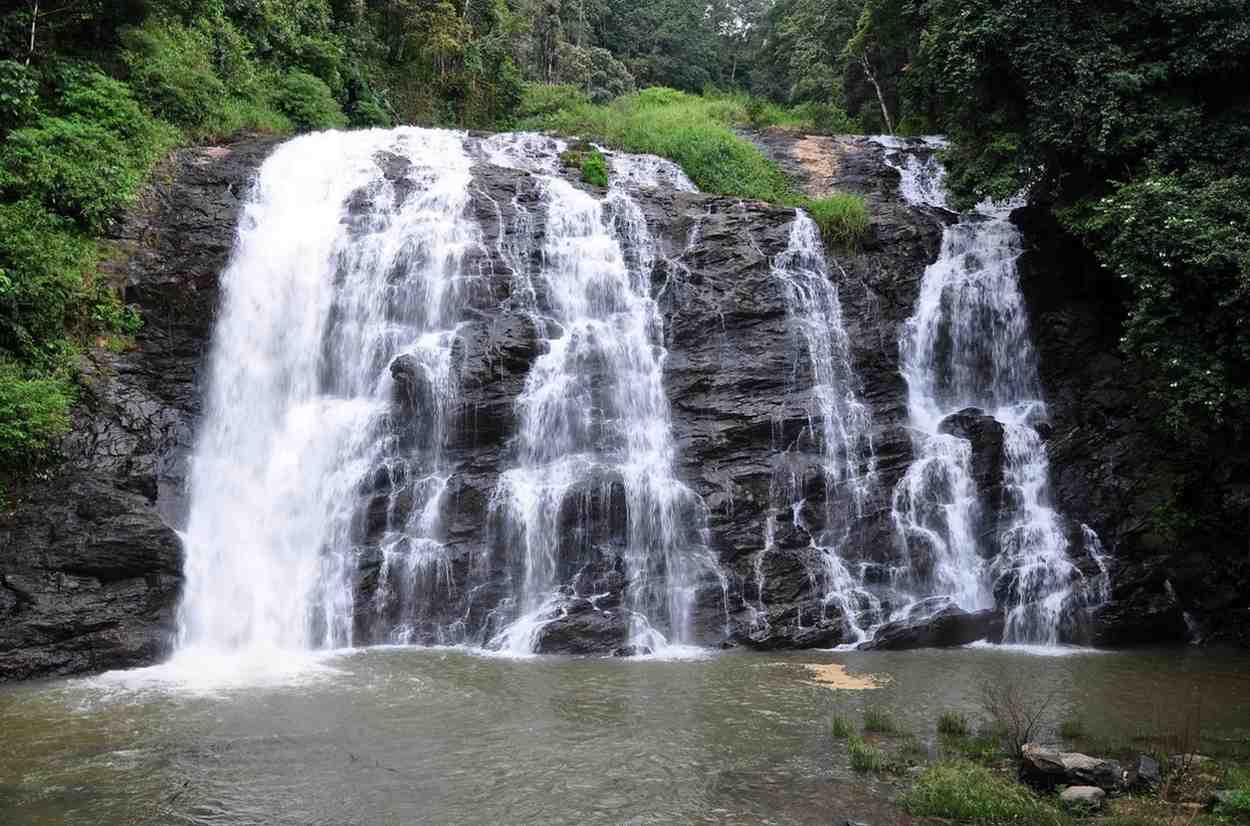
[533,599,629,655]
[859,603,1003,650]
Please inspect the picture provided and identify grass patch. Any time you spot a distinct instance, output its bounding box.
[938,711,970,737]
[941,729,1005,765]
[848,736,885,773]
[863,707,899,734]
[831,713,853,739]
[517,85,869,248]
[900,761,1066,824]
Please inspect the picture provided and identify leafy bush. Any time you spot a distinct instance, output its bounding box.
[0,60,39,133]
[580,148,609,187]
[863,707,898,734]
[0,71,177,233]
[121,19,226,128]
[847,736,884,773]
[518,83,592,120]
[900,762,1064,824]
[938,711,970,737]
[0,200,96,361]
[348,97,392,128]
[0,360,74,470]
[275,70,346,132]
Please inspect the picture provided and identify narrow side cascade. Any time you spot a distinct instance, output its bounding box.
[177,128,480,659]
[752,211,882,645]
[880,137,1110,644]
[482,135,719,655]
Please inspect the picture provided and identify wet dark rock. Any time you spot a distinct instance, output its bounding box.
[612,644,652,657]
[534,600,628,655]
[859,603,1003,651]
[1131,754,1161,790]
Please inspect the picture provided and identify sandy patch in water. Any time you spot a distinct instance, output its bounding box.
[803,662,888,690]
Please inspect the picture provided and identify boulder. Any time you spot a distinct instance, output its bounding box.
[859,604,1004,650]
[1059,786,1106,811]
[1131,754,1161,790]
[1020,743,1124,792]
[533,599,629,655]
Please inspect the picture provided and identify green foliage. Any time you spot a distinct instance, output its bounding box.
[275,70,347,132]
[0,60,39,133]
[0,200,96,362]
[847,735,884,772]
[831,714,853,738]
[348,98,392,129]
[520,86,870,247]
[801,195,870,249]
[121,19,227,128]
[900,762,1065,824]
[1,71,177,233]
[863,707,898,734]
[0,359,74,470]
[580,148,609,188]
[1061,172,1250,434]
[938,711,970,737]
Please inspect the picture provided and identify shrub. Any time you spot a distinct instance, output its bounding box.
[831,714,853,739]
[0,60,39,133]
[0,359,74,469]
[121,19,226,128]
[979,670,1056,755]
[275,70,346,132]
[580,148,609,188]
[847,736,884,773]
[518,83,592,120]
[349,97,392,128]
[938,711,970,737]
[0,200,96,360]
[863,707,898,734]
[900,762,1064,824]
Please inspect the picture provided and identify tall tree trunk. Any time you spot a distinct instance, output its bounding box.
[26,0,39,65]
[859,53,894,135]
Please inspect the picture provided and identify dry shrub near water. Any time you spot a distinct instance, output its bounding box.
[978,669,1056,756]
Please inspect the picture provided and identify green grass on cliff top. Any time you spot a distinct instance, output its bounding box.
[516,85,869,248]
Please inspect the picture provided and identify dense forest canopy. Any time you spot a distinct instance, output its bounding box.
[1,0,1247,495]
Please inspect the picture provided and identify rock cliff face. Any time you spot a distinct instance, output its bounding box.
[1,129,1245,680]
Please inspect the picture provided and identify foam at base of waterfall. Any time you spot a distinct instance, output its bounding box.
[96,646,351,695]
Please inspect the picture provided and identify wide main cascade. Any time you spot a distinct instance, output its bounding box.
[176,127,721,660]
[173,126,1110,664]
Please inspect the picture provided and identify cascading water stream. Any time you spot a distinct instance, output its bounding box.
[176,128,480,662]
[482,135,717,654]
[879,137,1109,644]
[757,212,882,644]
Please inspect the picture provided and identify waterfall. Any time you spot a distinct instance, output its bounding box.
[757,211,881,643]
[177,128,479,658]
[480,135,717,655]
[879,137,1109,644]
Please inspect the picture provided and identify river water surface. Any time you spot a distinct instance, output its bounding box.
[2,646,1248,825]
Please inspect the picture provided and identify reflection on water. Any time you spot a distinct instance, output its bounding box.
[1,647,1248,825]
